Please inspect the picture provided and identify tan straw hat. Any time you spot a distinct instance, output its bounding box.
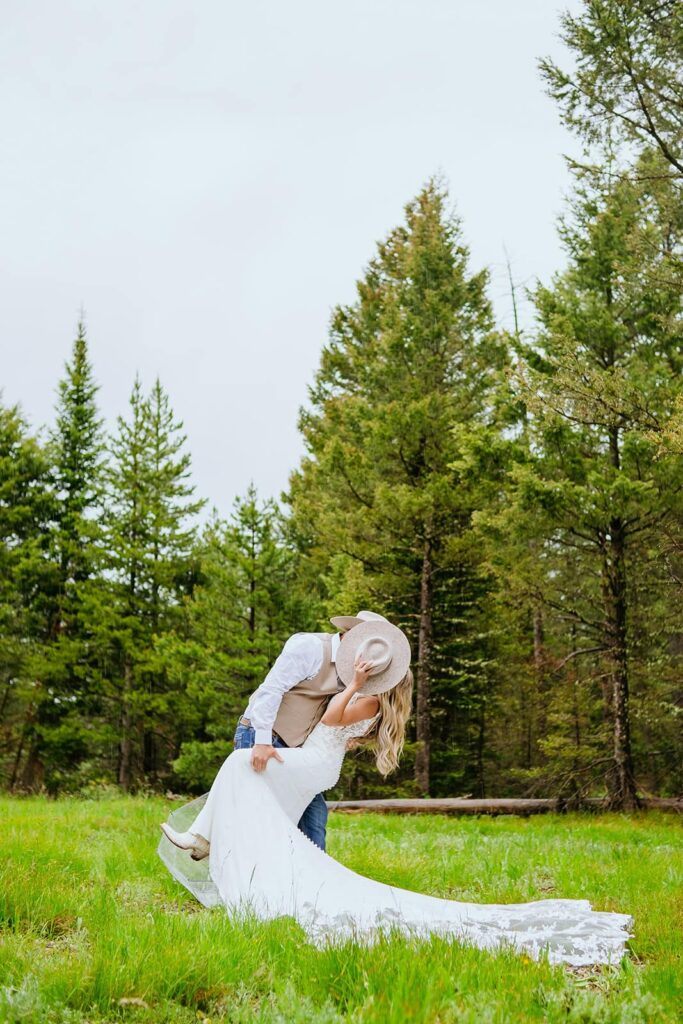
[329,609,389,632]
[335,619,411,696]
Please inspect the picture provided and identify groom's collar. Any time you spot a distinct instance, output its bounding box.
[331,631,341,663]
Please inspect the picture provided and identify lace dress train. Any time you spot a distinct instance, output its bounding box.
[158,712,633,967]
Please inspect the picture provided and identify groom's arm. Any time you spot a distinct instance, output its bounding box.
[249,633,322,770]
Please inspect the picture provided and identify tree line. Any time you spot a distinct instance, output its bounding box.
[1,0,681,807]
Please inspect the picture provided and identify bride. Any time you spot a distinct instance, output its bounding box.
[158,620,632,967]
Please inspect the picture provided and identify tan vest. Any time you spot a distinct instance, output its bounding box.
[272,632,343,748]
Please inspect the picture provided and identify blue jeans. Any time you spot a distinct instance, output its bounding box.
[233,722,328,851]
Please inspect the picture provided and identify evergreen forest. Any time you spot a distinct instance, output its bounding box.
[2,0,681,810]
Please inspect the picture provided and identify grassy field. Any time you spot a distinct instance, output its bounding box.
[0,797,680,1023]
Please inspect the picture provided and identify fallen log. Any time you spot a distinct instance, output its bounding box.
[326,796,682,816]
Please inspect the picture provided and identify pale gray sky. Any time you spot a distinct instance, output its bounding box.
[1,0,579,515]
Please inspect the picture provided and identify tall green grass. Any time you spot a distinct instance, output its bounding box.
[0,797,680,1022]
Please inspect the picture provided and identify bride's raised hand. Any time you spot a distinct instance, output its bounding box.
[351,655,375,689]
[321,656,377,725]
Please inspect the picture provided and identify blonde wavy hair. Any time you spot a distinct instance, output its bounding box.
[351,668,414,776]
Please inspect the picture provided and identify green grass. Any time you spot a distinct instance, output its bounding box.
[0,798,680,1023]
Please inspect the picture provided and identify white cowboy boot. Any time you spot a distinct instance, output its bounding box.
[160,822,210,861]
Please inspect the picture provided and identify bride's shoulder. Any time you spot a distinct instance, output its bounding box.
[348,693,380,720]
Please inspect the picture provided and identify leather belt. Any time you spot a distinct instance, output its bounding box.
[238,716,286,745]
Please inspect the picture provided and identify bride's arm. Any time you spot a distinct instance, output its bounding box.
[321,657,380,726]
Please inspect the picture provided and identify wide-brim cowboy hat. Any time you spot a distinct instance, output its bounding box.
[329,609,388,632]
[335,619,411,696]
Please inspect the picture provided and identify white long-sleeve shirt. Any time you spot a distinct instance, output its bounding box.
[243,631,341,745]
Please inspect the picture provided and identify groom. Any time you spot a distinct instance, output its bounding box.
[233,609,389,851]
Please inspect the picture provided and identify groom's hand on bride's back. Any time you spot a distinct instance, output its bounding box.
[250,744,285,773]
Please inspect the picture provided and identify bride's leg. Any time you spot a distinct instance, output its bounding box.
[187,750,245,841]
[185,791,215,843]
[188,720,253,840]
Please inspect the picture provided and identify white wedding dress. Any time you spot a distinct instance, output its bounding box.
[158,703,632,966]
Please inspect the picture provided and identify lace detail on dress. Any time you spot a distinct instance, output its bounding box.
[295,898,633,967]
[340,712,379,742]
[303,694,378,792]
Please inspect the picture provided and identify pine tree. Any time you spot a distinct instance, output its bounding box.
[102,377,204,790]
[0,402,55,788]
[492,163,683,808]
[540,0,683,178]
[163,484,320,790]
[28,322,108,790]
[286,180,509,795]
[50,321,105,589]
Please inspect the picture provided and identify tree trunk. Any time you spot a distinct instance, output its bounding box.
[143,729,156,777]
[20,740,44,791]
[601,424,638,810]
[118,657,133,791]
[144,574,159,780]
[533,605,544,676]
[415,532,433,795]
[9,715,30,789]
[527,603,545,766]
[476,707,486,798]
[606,515,639,809]
[328,796,682,814]
[0,677,12,723]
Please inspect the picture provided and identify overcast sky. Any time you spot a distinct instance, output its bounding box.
[1,0,580,516]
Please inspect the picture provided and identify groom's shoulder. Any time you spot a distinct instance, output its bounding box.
[284,629,330,648]
[286,626,331,643]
